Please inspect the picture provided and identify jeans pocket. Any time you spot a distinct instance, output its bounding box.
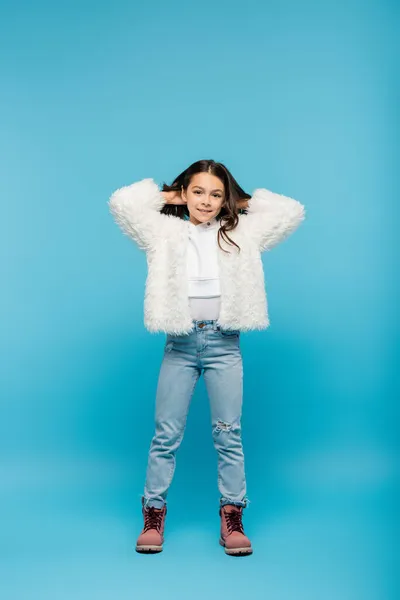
[164,337,174,353]
[219,328,240,338]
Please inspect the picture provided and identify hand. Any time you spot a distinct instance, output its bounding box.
[162,190,186,205]
[236,198,249,210]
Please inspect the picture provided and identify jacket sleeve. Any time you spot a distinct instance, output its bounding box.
[108,178,168,251]
[241,188,306,252]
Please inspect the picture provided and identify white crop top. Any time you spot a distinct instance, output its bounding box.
[187,216,221,321]
[187,217,220,297]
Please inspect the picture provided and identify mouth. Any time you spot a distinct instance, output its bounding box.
[198,209,212,214]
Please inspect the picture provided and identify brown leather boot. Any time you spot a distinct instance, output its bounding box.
[135,498,167,553]
[219,504,253,556]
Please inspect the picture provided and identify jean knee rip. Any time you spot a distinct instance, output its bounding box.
[215,419,240,433]
[215,420,231,433]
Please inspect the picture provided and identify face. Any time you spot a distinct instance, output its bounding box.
[181,172,225,226]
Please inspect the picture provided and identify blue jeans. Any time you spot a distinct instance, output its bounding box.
[143,319,249,509]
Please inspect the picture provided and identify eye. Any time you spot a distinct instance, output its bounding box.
[194,190,202,194]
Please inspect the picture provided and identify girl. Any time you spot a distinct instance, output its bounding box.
[109,159,305,556]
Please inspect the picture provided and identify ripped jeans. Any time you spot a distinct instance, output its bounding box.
[143,319,249,509]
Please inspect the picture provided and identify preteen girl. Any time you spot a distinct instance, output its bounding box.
[109,159,305,556]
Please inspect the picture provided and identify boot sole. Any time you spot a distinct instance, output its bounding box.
[135,545,163,553]
[219,539,253,556]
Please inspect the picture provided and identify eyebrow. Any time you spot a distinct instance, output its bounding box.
[192,186,224,193]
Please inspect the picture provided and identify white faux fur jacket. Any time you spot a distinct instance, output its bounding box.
[109,178,305,335]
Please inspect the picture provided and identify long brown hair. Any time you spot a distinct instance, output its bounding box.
[160,159,251,253]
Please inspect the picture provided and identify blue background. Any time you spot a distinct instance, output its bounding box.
[1,0,398,598]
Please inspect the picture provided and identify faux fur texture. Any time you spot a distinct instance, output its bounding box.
[109,178,305,335]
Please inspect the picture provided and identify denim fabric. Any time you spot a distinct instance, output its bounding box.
[142,319,249,509]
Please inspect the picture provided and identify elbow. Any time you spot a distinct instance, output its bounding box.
[287,198,306,228]
[287,203,306,234]
[296,202,306,225]
[108,187,126,213]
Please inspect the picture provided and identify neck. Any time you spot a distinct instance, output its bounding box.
[189,215,217,227]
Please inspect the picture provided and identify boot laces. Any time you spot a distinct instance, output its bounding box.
[225,509,244,534]
[143,507,164,532]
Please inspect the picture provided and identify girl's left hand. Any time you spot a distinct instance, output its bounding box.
[236,198,249,210]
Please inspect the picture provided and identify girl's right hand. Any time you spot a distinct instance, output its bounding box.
[162,190,186,205]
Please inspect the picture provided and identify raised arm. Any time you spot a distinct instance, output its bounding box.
[239,188,305,252]
[108,178,170,251]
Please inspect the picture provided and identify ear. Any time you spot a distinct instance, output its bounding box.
[181,185,187,203]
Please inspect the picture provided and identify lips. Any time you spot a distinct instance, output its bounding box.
[198,209,212,213]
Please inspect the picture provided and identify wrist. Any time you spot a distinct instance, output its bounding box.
[237,199,249,210]
[161,191,172,204]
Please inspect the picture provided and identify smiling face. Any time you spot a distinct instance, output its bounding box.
[181,172,225,226]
